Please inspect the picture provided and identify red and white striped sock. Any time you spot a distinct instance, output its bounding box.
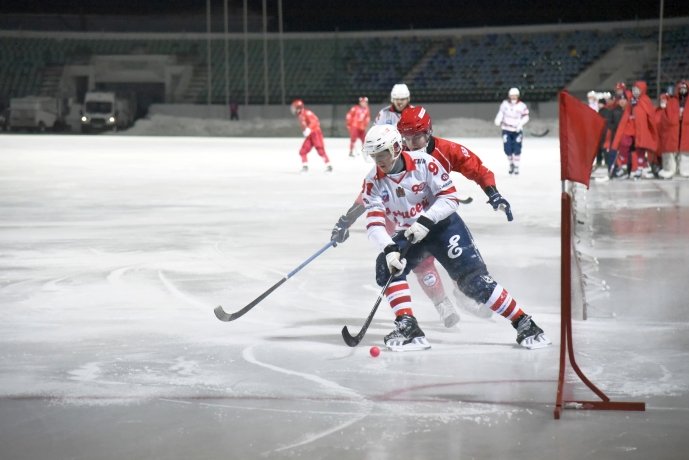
[485,284,524,321]
[386,280,413,317]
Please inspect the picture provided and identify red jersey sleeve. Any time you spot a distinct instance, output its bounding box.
[432,137,496,189]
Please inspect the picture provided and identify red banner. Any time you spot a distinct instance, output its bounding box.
[559,91,606,187]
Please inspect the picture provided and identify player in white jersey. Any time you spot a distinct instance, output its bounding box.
[374,83,411,126]
[360,124,551,351]
[494,87,530,174]
[333,95,462,328]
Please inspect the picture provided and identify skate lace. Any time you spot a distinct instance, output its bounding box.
[394,316,417,337]
[516,315,534,336]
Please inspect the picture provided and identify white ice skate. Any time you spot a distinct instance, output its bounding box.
[513,314,551,349]
[434,297,460,327]
[384,314,431,352]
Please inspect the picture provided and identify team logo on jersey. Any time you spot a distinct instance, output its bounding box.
[396,187,406,197]
[381,190,390,203]
[411,183,426,193]
[441,173,449,181]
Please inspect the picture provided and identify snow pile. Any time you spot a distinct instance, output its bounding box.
[122,113,557,138]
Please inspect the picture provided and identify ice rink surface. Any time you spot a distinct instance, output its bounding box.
[1,135,688,460]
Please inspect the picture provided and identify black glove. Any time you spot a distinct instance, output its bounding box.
[331,215,350,246]
[485,185,514,222]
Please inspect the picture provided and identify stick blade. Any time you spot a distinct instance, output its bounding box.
[214,305,236,322]
[341,326,361,347]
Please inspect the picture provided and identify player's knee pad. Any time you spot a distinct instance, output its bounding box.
[457,270,497,304]
[419,271,438,287]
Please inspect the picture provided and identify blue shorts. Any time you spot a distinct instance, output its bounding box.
[502,130,523,156]
[375,213,498,304]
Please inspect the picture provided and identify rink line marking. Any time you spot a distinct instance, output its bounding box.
[376,379,556,401]
[158,270,209,312]
[242,345,372,454]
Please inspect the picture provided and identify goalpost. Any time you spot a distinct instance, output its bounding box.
[553,91,645,419]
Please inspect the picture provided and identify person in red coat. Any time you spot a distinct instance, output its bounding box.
[291,99,332,173]
[656,80,689,178]
[345,97,370,157]
[611,81,659,179]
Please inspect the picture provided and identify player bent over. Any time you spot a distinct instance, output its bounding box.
[360,124,551,351]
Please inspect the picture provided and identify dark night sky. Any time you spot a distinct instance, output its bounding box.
[1,0,687,32]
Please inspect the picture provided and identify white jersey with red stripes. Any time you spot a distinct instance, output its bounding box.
[494,99,529,132]
[362,150,460,252]
[374,105,410,126]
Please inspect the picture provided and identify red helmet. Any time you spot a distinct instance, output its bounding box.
[290,99,304,115]
[397,106,432,137]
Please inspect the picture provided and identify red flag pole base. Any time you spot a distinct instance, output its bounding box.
[554,191,645,420]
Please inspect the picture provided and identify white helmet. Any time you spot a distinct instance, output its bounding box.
[390,83,410,101]
[363,125,403,161]
[508,87,520,97]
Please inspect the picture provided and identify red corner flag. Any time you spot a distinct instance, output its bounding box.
[559,91,606,187]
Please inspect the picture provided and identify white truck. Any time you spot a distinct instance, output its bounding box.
[9,96,63,132]
[80,91,135,133]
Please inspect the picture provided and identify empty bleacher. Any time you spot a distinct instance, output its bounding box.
[1,18,688,110]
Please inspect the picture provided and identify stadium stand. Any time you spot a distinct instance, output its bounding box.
[1,18,688,112]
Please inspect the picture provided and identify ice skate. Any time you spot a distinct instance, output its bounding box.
[300,165,309,173]
[325,164,333,173]
[513,165,520,175]
[433,297,460,328]
[512,314,551,349]
[509,163,515,175]
[384,314,431,352]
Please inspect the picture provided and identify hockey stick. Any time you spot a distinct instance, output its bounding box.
[214,240,335,322]
[341,244,411,347]
[458,196,473,204]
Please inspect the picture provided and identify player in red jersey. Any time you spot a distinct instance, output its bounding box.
[346,96,371,157]
[290,99,332,173]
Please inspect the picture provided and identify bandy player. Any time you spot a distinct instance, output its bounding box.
[359,124,551,351]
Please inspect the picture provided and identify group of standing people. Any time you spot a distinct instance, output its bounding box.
[589,80,689,180]
[292,85,532,178]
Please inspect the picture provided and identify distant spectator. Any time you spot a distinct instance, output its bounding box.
[229,100,239,121]
[611,81,658,179]
[598,95,623,173]
[587,91,600,112]
[656,80,689,179]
